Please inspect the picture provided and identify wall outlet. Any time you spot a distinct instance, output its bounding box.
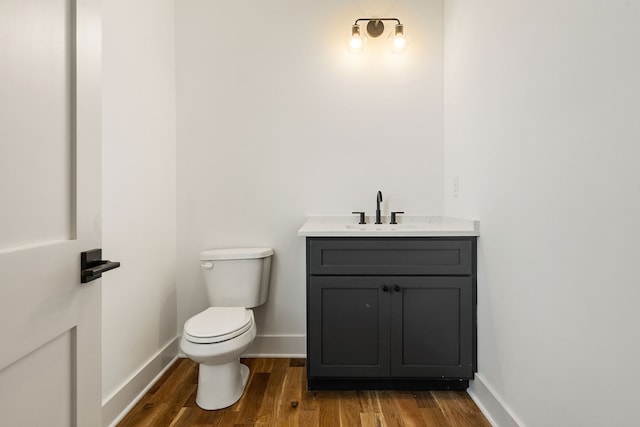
[453,176,459,198]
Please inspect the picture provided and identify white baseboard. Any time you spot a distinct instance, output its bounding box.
[102,337,179,427]
[468,373,523,427]
[244,334,306,357]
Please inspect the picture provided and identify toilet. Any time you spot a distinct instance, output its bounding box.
[180,247,273,410]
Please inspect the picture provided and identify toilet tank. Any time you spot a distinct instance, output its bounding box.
[200,248,273,308]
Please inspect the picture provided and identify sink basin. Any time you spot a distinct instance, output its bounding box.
[345,224,421,231]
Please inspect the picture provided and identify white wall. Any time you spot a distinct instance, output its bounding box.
[176,0,445,352]
[102,0,177,424]
[444,1,640,426]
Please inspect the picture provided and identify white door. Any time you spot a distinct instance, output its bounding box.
[0,0,103,425]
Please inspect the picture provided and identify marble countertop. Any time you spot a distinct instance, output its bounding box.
[297,215,480,237]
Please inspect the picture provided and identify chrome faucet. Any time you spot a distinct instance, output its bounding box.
[375,190,383,224]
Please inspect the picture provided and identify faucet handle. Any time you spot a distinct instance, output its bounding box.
[390,211,404,225]
[352,211,366,224]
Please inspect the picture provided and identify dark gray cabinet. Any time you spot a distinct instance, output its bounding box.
[306,237,477,390]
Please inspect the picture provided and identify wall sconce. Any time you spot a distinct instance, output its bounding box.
[348,18,407,54]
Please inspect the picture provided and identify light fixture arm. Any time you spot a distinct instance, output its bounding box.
[353,18,401,26]
[352,18,403,39]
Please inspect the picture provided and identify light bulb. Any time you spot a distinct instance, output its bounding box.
[391,23,407,53]
[350,36,363,50]
[348,24,365,53]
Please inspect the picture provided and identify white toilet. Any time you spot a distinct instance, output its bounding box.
[180,247,273,410]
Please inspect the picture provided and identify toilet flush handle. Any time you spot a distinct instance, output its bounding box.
[201,262,214,269]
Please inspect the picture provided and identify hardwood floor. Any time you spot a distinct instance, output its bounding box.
[117,358,491,427]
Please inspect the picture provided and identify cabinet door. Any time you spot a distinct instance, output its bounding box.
[308,276,390,378]
[390,277,474,378]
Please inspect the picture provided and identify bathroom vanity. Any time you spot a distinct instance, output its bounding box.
[298,216,479,390]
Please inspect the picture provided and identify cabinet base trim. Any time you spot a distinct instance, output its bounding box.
[307,378,469,391]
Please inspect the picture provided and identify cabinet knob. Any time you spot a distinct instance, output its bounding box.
[393,284,401,292]
[382,285,389,292]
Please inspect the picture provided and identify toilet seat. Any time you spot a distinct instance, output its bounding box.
[184,307,253,344]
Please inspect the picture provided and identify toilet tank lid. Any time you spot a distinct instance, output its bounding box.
[200,247,273,260]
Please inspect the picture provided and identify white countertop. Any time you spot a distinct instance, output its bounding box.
[297,215,480,237]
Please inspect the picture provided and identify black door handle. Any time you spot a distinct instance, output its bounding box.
[81,249,120,283]
[382,285,389,292]
[393,284,401,292]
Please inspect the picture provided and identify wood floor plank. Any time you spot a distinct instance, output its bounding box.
[393,391,429,427]
[252,357,277,374]
[301,388,318,412]
[289,358,306,367]
[275,365,304,426]
[317,391,341,427]
[432,391,492,427]
[147,359,182,394]
[170,406,222,426]
[154,383,198,426]
[183,385,198,408]
[360,412,384,427]
[118,401,169,427]
[338,390,361,427]
[167,407,187,427]
[211,407,240,427]
[234,372,271,424]
[118,359,196,427]
[148,358,197,405]
[358,389,379,415]
[254,358,289,426]
[415,390,438,409]
[298,408,320,427]
[117,359,491,427]
[376,390,406,427]
[415,391,451,426]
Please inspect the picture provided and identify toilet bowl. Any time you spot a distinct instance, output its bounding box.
[180,247,273,410]
[180,308,257,410]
